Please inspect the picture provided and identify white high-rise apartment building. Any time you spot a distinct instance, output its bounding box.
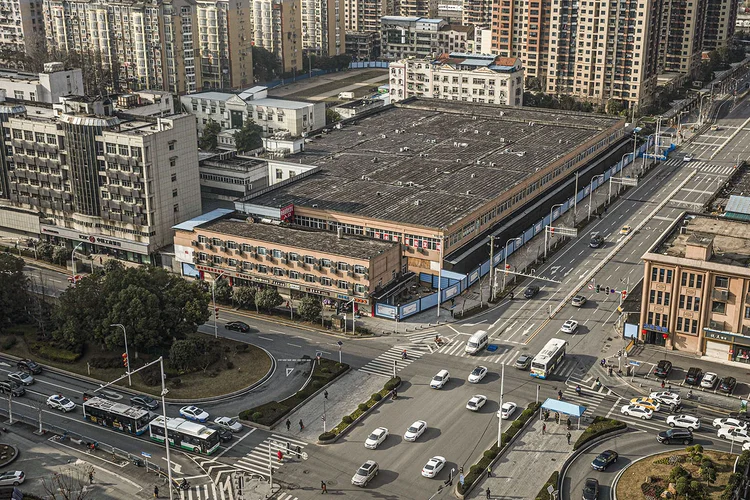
[301,0,345,55]
[0,0,44,59]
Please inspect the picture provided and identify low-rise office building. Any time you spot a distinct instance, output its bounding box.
[173,210,402,314]
[0,63,84,104]
[345,31,381,60]
[198,152,269,202]
[640,215,750,364]
[380,16,473,60]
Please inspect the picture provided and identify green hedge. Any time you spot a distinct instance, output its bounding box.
[535,471,559,500]
[573,416,626,450]
[239,357,349,426]
[29,342,83,363]
[457,402,540,494]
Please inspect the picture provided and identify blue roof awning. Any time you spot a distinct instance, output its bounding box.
[541,398,586,417]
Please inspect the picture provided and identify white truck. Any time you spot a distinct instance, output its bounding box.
[338,91,355,99]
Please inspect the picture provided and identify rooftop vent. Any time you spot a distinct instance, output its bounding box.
[466,190,471,195]
[486,131,491,135]
[376,191,382,197]
[474,130,479,134]
[312,204,318,207]
[414,200,422,206]
[381,134,387,139]
[499,111,505,116]
[372,157,378,163]
[471,173,476,178]
[358,131,363,136]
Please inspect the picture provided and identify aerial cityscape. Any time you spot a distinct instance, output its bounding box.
[0,0,750,498]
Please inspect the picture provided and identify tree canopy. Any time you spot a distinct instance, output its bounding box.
[198,120,222,151]
[234,119,263,152]
[0,253,29,331]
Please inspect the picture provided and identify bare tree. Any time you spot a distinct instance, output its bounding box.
[41,463,94,499]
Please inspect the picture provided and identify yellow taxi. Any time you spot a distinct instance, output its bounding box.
[619,225,632,236]
[630,397,661,412]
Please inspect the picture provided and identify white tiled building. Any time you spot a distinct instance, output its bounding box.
[380,16,473,61]
[389,53,523,106]
[0,63,84,104]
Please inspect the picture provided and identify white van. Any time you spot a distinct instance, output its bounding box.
[465,330,489,355]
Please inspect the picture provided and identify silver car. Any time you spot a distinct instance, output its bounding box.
[8,372,33,386]
[351,460,379,487]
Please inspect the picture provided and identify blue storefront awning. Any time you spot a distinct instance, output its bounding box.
[541,398,586,417]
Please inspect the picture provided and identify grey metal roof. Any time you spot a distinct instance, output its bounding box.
[173,208,234,231]
[725,195,750,215]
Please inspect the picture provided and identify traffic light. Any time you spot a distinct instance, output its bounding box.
[596,284,601,293]
[214,306,219,320]
[621,290,627,300]
[122,352,128,368]
[605,287,610,295]
[550,227,555,236]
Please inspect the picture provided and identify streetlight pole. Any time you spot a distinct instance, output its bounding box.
[497,363,505,448]
[435,236,443,318]
[588,175,605,221]
[71,242,84,274]
[211,271,226,339]
[546,204,563,259]
[502,237,522,295]
[609,153,632,205]
[159,356,174,500]
[110,324,131,386]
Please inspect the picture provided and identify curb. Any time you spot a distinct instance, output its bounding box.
[557,426,630,495]
[317,384,398,445]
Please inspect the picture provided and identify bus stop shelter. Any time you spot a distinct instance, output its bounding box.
[541,398,586,429]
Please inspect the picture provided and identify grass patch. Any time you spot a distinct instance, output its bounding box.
[617,448,741,500]
[2,325,271,399]
[536,471,559,500]
[240,357,349,426]
[573,416,626,450]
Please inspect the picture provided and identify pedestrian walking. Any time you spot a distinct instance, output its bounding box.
[88,470,94,484]
[286,441,291,453]
[486,465,492,477]
[299,419,304,431]
[566,431,572,445]
[286,419,291,431]
[542,423,546,435]
[555,412,559,424]
[486,487,491,499]
[324,390,328,400]
[277,450,283,463]
[661,379,665,389]
[153,486,159,498]
[321,480,327,494]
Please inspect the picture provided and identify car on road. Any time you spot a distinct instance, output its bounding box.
[466,395,487,412]
[16,359,42,374]
[224,321,251,333]
[683,155,693,162]
[8,372,33,386]
[421,456,446,478]
[524,286,540,299]
[591,450,618,471]
[700,372,718,389]
[351,460,379,487]
[718,427,750,444]
[499,402,517,420]
[404,420,427,441]
[364,427,389,449]
[653,360,673,378]
[589,234,605,249]
[560,320,579,334]
[657,428,694,445]
[0,471,24,486]
[684,367,703,385]
[619,225,632,236]
[649,391,681,408]
[207,425,233,442]
[514,355,532,370]
[713,418,748,430]
[630,397,661,412]
[179,405,209,423]
[621,404,653,420]
[666,415,701,431]
[214,416,243,432]
[46,394,76,412]
[582,478,599,500]
[571,295,587,307]
[430,370,450,389]
[130,394,159,410]
[719,377,737,394]
[468,366,488,383]
[0,381,24,397]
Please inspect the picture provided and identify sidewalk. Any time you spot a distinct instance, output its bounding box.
[470,417,582,499]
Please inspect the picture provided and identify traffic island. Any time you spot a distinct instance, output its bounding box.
[614,446,747,500]
[0,444,18,469]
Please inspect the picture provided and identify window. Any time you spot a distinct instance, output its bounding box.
[170,158,176,167]
[678,294,684,308]
[288,253,299,262]
[715,276,729,288]
[171,173,177,182]
[354,284,366,294]
[276,169,283,180]
[666,270,673,284]
[691,319,698,334]
[320,277,332,286]
[304,255,315,264]
[320,258,332,268]
[273,268,284,276]
[337,280,348,289]
[659,269,665,282]
[745,306,750,320]
[169,141,176,151]
[696,275,703,288]
[305,274,316,283]
[694,297,700,311]
[337,262,349,271]
[656,291,663,305]
[289,271,299,280]
[354,265,367,275]
[664,292,671,307]
[173,204,179,213]
[651,267,658,281]
[118,145,129,156]
[172,189,178,197]
[257,247,267,255]
[681,273,687,286]
[712,301,726,314]
[272,249,284,259]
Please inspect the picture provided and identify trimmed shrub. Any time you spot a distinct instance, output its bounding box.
[251,412,263,421]
[573,417,626,450]
[483,449,498,460]
[311,380,324,389]
[30,342,83,363]
[535,471,559,500]
[384,377,401,391]
[235,344,249,353]
[358,403,369,412]
[371,393,382,402]
[319,431,336,441]
[342,415,353,424]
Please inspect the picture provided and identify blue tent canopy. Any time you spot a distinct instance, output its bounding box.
[541,398,586,417]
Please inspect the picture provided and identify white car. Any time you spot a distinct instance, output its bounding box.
[364,427,389,449]
[421,456,446,478]
[701,372,718,389]
[683,155,693,162]
[0,471,24,486]
[666,415,701,431]
[649,391,681,407]
[560,320,579,334]
[718,427,750,444]
[430,370,450,389]
[180,405,209,422]
[621,404,653,420]
[713,417,748,430]
[46,394,76,412]
[498,402,517,420]
[404,420,427,442]
[214,416,243,432]
[468,366,488,383]
[466,395,487,412]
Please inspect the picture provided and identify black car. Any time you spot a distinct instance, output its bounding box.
[657,428,693,445]
[589,234,604,248]
[17,359,42,375]
[524,286,540,299]
[591,450,618,471]
[225,321,251,333]
[654,360,672,378]
[131,394,159,411]
[582,478,599,500]
[208,425,233,442]
[719,377,737,394]
[685,367,703,385]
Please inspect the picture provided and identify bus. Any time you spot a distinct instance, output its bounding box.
[148,416,221,455]
[82,397,153,435]
[530,339,567,379]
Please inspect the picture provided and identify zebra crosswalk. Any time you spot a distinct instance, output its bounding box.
[234,434,308,478]
[358,345,425,377]
[177,483,218,500]
[278,493,300,500]
[663,157,737,176]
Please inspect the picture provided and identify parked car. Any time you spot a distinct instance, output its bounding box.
[591,450,618,471]
[46,394,76,412]
[514,355,532,370]
[684,367,703,385]
[621,404,653,420]
[466,395,487,412]
[130,394,159,410]
[700,372,718,389]
[657,428,694,445]
[560,320,579,334]
[364,427,389,449]
[653,360,672,378]
[571,295,587,307]
[468,366,488,383]
[82,391,112,402]
[351,460,379,487]
[719,377,737,394]
[224,321,250,333]
[404,420,427,442]
[524,286,540,299]
[179,406,209,423]
[8,372,33,386]
[683,155,693,162]
[16,359,42,374]
[0,471,24,486]
[666,415,701,431]
[421,456,446,478]
[582,478,599,500]
[214,416,243,432]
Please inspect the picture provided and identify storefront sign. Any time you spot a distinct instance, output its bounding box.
[705,330,733,342]
[642,323,668,333]
[280,204,294,223]
[289,284,301,290]
[40,225,147,253]
[306,287,331,297]
[354,297,368,305]
[337,294,349,300]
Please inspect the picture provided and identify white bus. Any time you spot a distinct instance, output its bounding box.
[148,416,221,455]
[530,339,567,379]
[82,397,153,435]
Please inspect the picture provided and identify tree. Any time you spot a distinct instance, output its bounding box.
[233,119,263,152]
[606,99,625,116]
[699,463,716,484]
[298,295,322,322]
[525,76,543,92]
[198,120,222,151]
[41,463,95,499]
[326,109,342,125]
[53,274,105,349]
[0,253,29,330]
[213,278,232,304]
[52,245,69,266]
[169,339,200,373]
[232,286,257,309]
[252,46,282,83]
[255,288,283,312]
[37,242,55,262]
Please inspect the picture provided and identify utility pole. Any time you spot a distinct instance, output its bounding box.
[497,363,505,448]
[489,236,496,301]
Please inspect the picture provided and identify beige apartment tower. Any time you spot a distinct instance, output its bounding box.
[253,0,303,73]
